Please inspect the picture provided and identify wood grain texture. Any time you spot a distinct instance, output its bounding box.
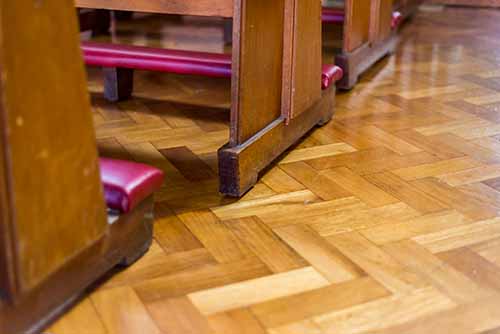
[49,6,500,334]
[76,0,234,17]
[0,0,107,294]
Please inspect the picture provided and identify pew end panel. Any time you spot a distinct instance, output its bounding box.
[335,0,398,89]
[0,2,163,333]
[282,0,323,120]
[219,0,336,196]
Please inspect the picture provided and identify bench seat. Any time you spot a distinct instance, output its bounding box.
[83,42,232,78]
[321,7,345,25]
[99,158,164,213]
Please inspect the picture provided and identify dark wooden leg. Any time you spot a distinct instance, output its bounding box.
[103,67,134,102]
[94,10,111,36]
[219,87,335,196]
[79,9,111,36]
[114,10,134,21]
[335,34,398,90]
[223,18,233,45]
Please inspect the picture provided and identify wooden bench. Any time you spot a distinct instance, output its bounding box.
[76,0,340,197]
[219,1,401,89]
[0,2,164,333]
[320,0,401,89]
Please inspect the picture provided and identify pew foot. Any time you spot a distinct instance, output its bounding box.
[317,110,334,126]
[218,87,335,197]
[103,67,134,102]
[335,34,398,90]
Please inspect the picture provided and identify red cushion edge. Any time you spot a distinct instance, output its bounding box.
[322,65,343,90]
[99,158,165,213]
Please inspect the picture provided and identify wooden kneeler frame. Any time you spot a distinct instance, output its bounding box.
[0,2,161,333]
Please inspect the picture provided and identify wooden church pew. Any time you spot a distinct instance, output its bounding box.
[322,0,400,89]
[0,1,164,333]
[81,42,341,100]
[75,0,342,197]
[220,1,401,89]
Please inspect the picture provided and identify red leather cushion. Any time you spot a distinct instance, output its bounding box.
[83,41,232,78]
[321,7,345,25]
[99,158,164,213]
[83,43,341,90]
[392,11,403,30]
[322,65,343,90]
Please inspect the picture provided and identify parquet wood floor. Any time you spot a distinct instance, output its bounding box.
[49,6,500,334]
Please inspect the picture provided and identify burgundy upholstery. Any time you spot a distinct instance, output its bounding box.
[99,158,164,213]
[82,42,342,90]
[391,11,403,29]
[322,65,343,90]
[83,41,232,78]
[321,7,345,25]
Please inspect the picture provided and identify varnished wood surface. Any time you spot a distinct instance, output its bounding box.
[76,0,234,17]
[0,0,107,296]
[50,6,500,333]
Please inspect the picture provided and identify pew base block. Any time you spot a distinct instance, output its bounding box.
[218,86,335,197]
[0,197,155,334]
[335,34,398,90]
[104,67,135,102]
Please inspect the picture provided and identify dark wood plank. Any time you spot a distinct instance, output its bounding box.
[76,0,234,17]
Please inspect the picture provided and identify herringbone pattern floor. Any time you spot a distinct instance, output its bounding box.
[49,6,500,334]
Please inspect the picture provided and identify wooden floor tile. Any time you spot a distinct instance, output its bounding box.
[273,224,364,283]
[188,267,329,315]
[53,8,500,334]
[321,167,399,207]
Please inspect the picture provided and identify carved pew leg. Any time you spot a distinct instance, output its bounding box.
[103,67,134,102]
[218,86,335,197]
